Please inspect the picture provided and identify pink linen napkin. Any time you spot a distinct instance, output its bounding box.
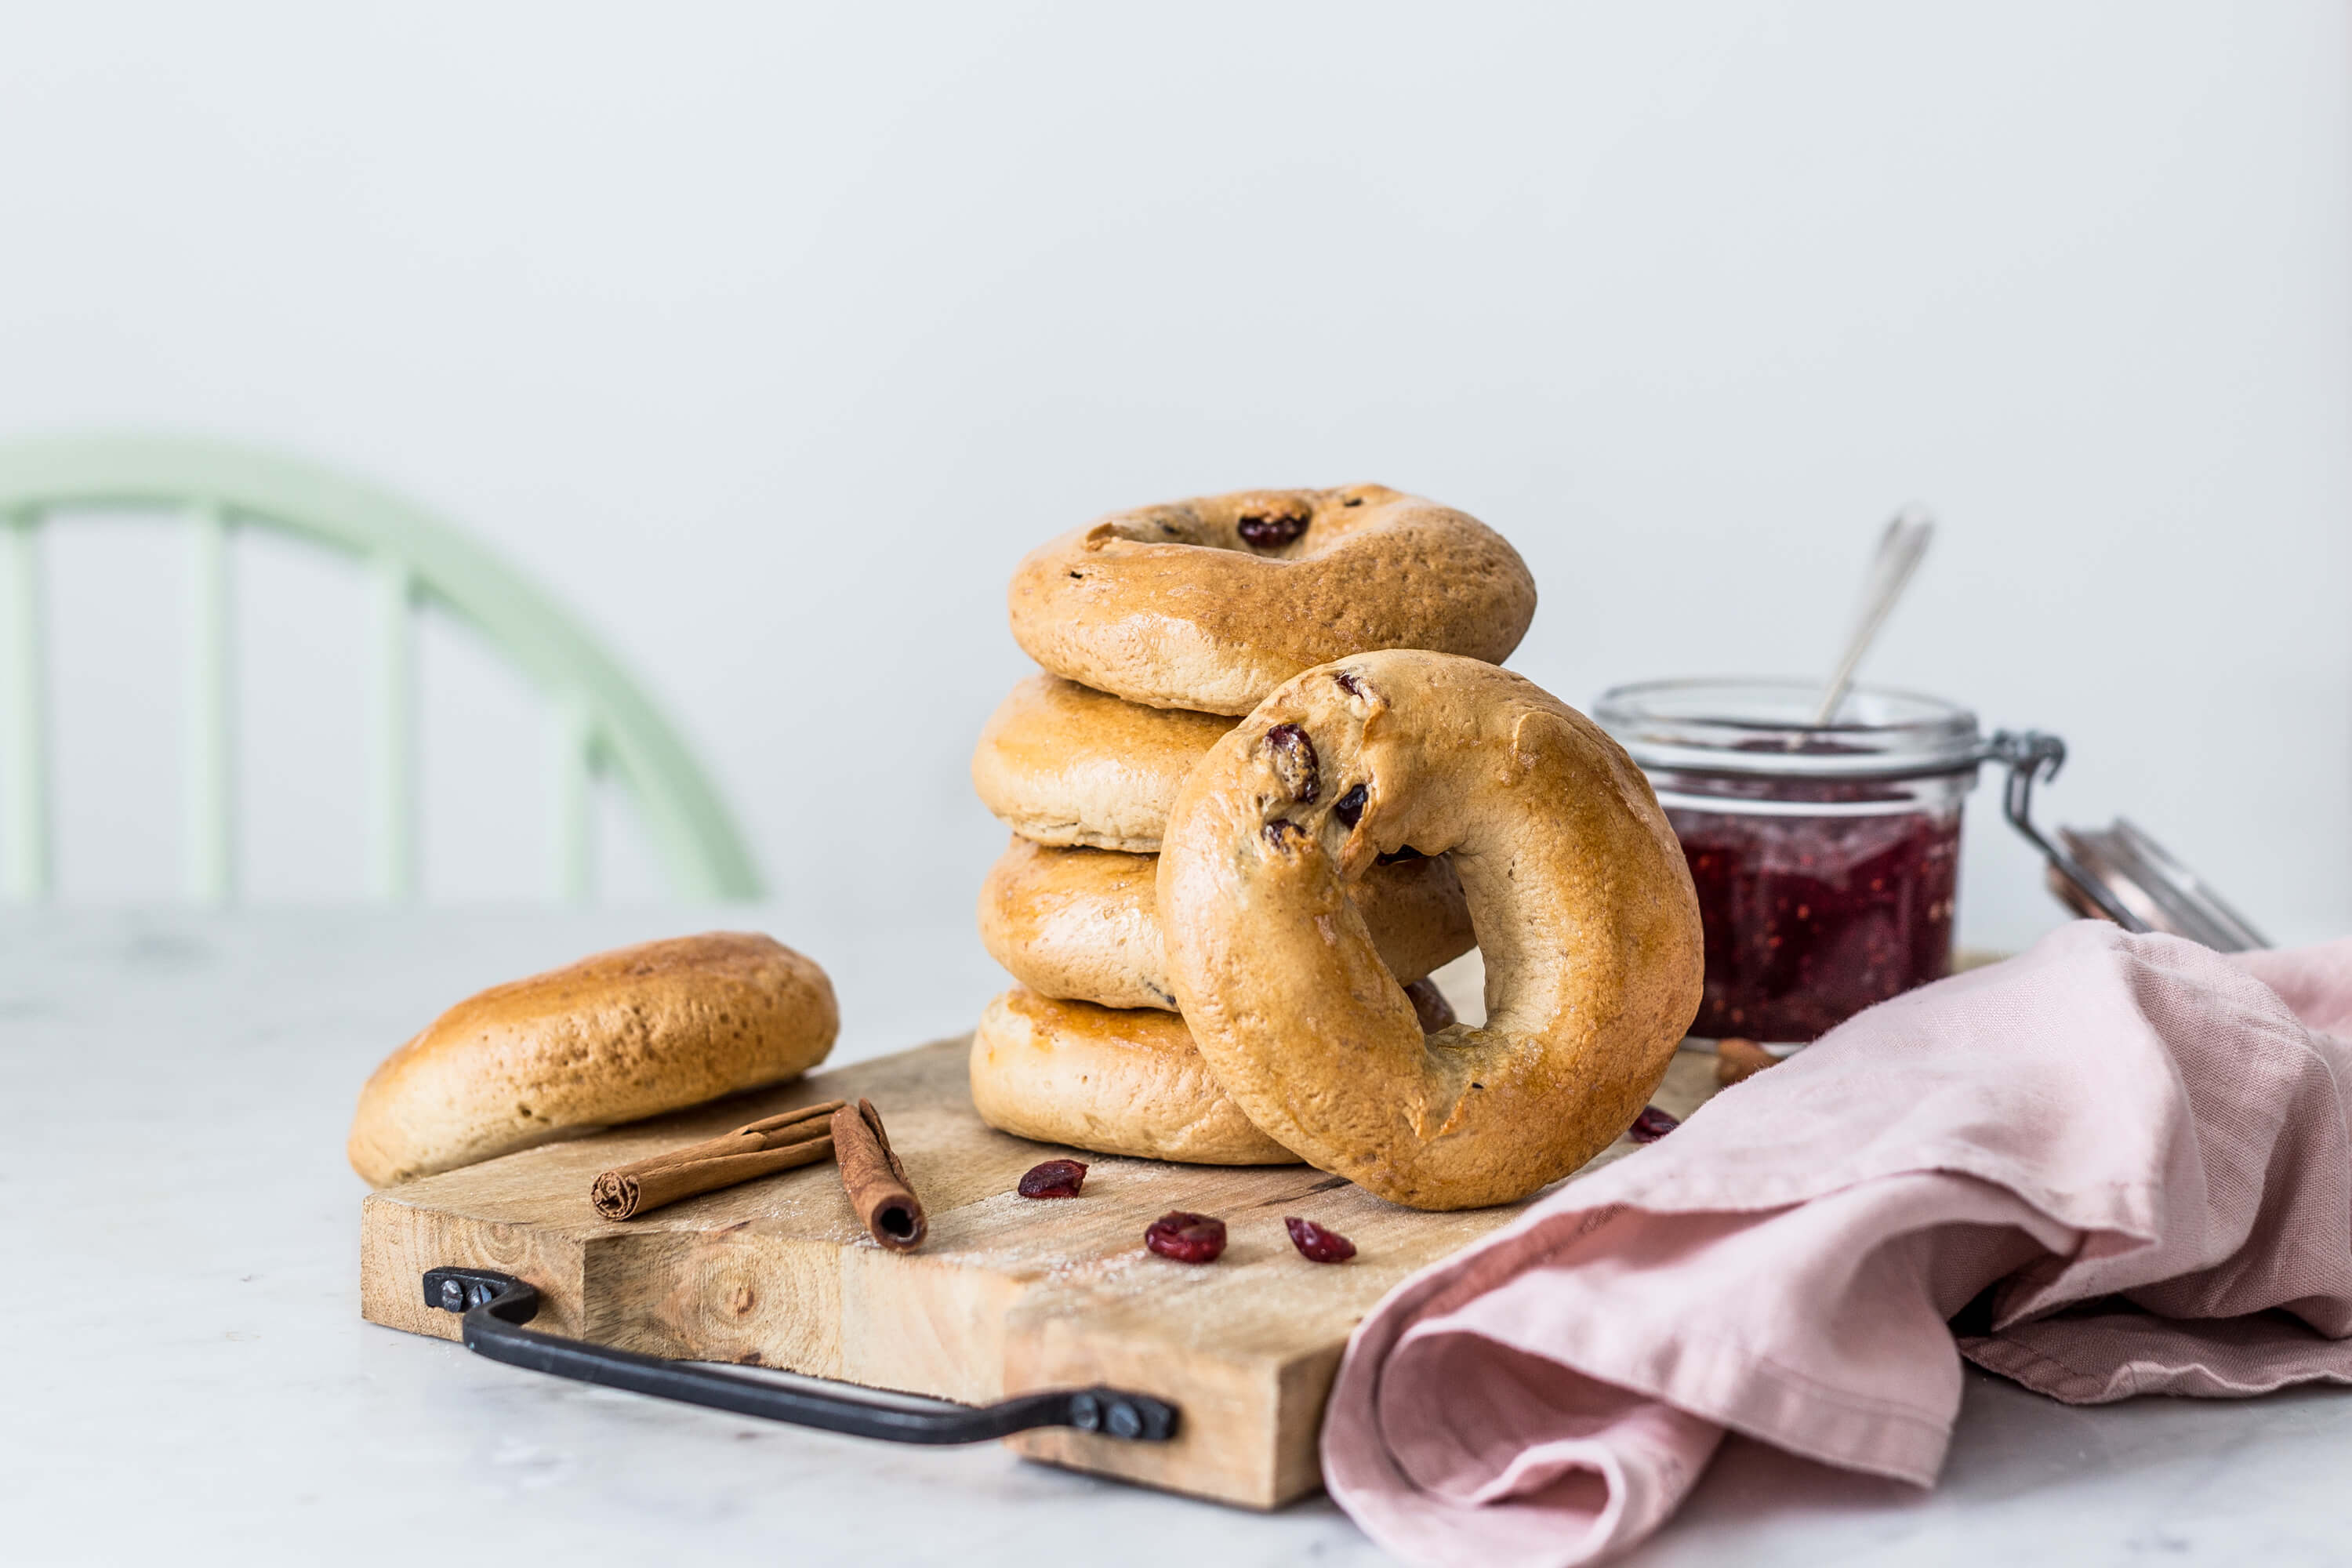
[1322,921,2352,1567]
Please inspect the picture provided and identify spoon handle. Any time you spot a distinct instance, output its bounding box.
[1812,506,1935,727]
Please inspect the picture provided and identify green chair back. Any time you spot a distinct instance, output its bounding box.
[0,435,762,902]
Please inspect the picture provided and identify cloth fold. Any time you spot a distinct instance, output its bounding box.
[1323,923,2352,1567]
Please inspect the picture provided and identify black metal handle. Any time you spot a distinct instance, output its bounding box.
[423,1267,1178,1446]
[1984,729,2151,933]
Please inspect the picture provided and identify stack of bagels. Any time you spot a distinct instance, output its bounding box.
[974,484,1712,1213]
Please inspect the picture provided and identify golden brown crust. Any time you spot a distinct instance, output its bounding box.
[967,988,1299,1165]
[1158,651,1704,1210]
[347,933,838,1187]
[971,674,1236,853]
[978,836,1475,1012]
[1007,485,1537,716]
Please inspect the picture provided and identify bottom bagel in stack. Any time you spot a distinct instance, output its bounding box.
[969,982,1460,1166]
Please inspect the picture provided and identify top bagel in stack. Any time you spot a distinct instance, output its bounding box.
[1007,484,1537,715]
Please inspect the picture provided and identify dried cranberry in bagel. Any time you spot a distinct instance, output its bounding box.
[1236,513,1307,550]
[1265,723,1319,804]
[1144,1210,1227,1263]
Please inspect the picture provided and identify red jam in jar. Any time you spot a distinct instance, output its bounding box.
[1595,680,1984,1044]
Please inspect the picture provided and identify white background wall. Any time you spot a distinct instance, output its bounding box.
[2,2,2346,953]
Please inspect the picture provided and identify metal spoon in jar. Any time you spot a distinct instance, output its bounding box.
[1810,506,1936,727]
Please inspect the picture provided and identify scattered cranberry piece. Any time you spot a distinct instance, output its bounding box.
[1144,1210,1227,1263]
[1017,1159,1088,1199]
[1284,1217,1356,1263]
[1628,1105,1679,1143]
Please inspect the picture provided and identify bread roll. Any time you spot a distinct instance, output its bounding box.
[347,932,837,1187]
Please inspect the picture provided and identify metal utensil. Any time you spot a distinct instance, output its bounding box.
[1813,506,1936,726]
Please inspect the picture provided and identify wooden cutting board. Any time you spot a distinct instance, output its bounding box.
[361,1036,1721,1509]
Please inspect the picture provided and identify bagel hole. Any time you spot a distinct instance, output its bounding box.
[1427,948,1488,1029]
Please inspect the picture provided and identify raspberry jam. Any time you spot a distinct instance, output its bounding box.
[1596,678,1986,1044]
[1671,797,1958,1041]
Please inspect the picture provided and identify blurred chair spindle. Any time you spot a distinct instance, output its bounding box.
[0,435,761,905]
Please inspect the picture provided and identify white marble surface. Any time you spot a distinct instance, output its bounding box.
[6,909,2352,1567]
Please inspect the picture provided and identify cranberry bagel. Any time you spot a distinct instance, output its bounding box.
[1158,652,1704,1210]
[978,836,1474,1012]
[969,989,1299,1164]
[969,982,1458,1166]
[971,673,1236,853]
[1007,485,1536,716]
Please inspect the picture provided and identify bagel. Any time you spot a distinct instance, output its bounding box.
[1007,485,1537,716]
[978,835,1475,1012]
[347,933,837,1187]
[971,673,1235,852]
[970,989,1299,1164]
[1158,650,1704,1210]
[969,982,1460,1166]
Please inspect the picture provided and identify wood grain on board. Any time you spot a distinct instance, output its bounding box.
[361,1036,1722,1508]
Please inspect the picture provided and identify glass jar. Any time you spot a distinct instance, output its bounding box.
[1593,678,1987,1045]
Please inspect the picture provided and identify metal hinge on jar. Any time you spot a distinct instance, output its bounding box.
[1986,731,2268,953]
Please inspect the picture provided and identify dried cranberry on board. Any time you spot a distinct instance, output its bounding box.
[1017,1159,1088,1199]
[1144,1210,1227,1263]
[1283,1217,1356,1263]
[1628,1105,1679,1143]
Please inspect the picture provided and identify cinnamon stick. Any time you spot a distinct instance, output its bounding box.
[831,1098,926,1250]
[590,1099,845,1220]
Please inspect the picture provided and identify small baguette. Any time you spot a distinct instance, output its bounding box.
[347,932,837,1187]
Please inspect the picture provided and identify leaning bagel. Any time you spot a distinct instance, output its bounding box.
[347,933,837,1187]
[971,673,1236,853]
[978,836,1475,1012]
[969,989,1301,1164]
[1158,651,1704,1210]
[1007,485,1537,716]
